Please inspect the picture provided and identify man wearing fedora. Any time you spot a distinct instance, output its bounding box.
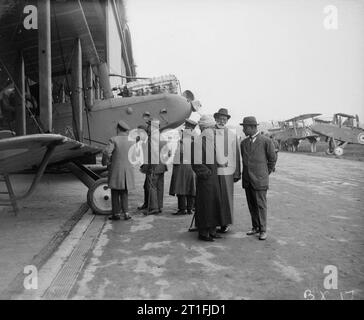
[213,108,241,233]
[102,120,135,221]
[239,116,276,240]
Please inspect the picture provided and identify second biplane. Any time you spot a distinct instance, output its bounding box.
[311,113,364,156]
[268,113,322,152]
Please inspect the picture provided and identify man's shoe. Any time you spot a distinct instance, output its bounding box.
[124,213,132,220]
[217,225,230,233]
[144,209,159,215]
[108,214,121,221]
[173,210,186,215]
[186,210,193,215]
[259,232,267,240]
[246,228,259,235]
[198,234,214,242]
[137,204,147,210]
[210,233,223,239]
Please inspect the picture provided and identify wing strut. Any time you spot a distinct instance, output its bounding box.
[0,174,19,215]
[0,142,60,207]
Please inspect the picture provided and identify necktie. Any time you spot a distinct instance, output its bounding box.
[247,136,252,151]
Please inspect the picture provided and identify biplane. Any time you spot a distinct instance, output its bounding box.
[0,0,199,215]
[311,113,364,156]
[268,113,322,152]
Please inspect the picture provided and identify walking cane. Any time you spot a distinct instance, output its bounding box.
[188,212,198,232]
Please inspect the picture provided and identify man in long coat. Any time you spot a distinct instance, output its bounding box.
[192,115,224,241]
[213,108,241,233]
[240,116,276,240]
[169,119,197,215]
[102,120,135,221]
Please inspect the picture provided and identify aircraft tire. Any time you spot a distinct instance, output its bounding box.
[87,178,112,215]
[358,132,364,144]
[326,148,334,155]
[334,147,344,156]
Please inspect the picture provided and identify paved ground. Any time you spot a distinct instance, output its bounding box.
[3,152,364,300]
[70,153,363,300]
[0,173,88,297]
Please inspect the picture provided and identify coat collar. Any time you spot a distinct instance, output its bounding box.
[243,133,262,153]
[250,133,262,153]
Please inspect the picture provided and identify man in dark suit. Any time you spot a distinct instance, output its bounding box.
[137,125,150,211]
[142,119,167,215]
[240,116,276,240]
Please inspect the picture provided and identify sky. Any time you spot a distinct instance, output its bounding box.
[126,0,364,126]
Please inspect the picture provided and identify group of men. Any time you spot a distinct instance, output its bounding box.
[102,108,277,242]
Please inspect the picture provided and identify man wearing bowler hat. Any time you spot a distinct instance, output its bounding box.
[102,120,135,221]
[239,116,276,240]
[213,108,241,233]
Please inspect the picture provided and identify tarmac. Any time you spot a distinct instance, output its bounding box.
[1,152,363,300]
[0,173,88,298]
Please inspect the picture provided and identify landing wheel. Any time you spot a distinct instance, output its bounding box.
[334,147,344,156]
[87,178,112,215]
[326,148,334,155]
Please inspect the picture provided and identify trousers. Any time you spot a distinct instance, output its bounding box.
[111,189,128,215]
[142,176,149,207]
[244,183,267,232]
[146,173,164,210]
[177,195,195,211]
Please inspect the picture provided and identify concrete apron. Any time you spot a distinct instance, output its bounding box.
[14,210,105,299]
[7,153,364,300]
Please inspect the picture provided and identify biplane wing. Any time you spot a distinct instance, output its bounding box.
[0,133,101,174]
[334,113,355,119]
[267,128,283,132]
[284,113,322,122]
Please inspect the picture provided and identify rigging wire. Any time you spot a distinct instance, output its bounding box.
[0,56,44,133]
[82,68,92,145]
[52,4,80,141]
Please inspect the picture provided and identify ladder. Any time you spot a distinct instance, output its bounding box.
[0,174,19,215]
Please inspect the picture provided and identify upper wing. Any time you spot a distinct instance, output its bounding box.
[335,113,355,118]
[0,134,101,174]
[268,128,283,132]
[285,113,322,122]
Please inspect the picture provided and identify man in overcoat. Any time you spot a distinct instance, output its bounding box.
[169,119,197,215]
[192,115,224,241]
[213,108,241,233]
[102,120,135,221]
[240,116,276,240]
